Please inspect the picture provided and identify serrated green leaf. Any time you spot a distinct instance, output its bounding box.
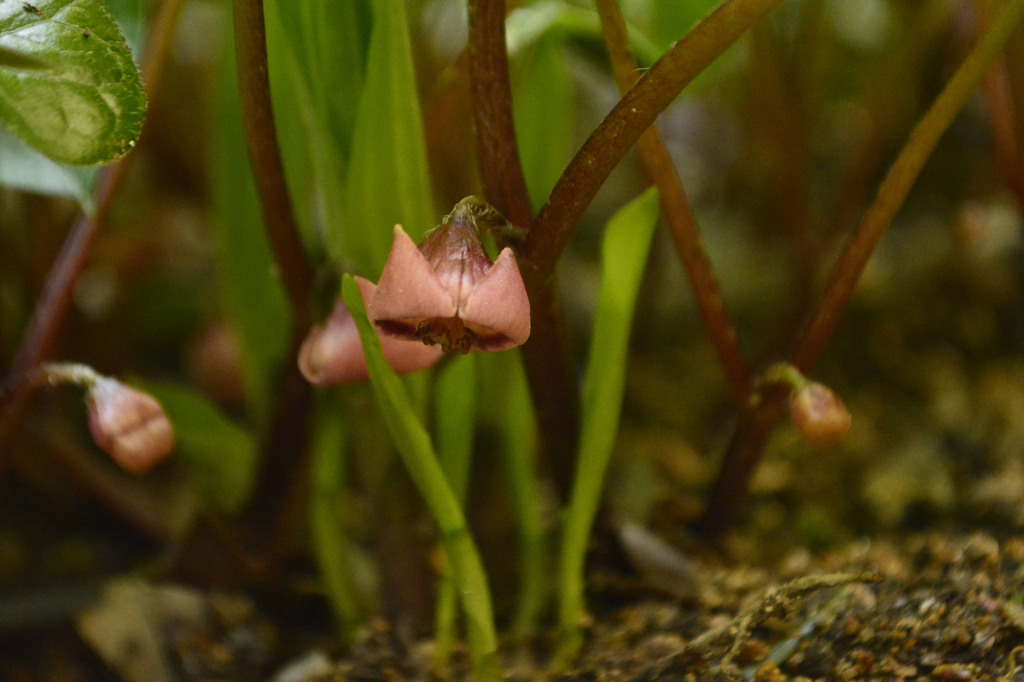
[343,0,434,275]
[0,0,146,165]
[133,380,257,515]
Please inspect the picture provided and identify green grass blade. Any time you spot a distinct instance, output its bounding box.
[497,353,546,641]
[557,187,661,662]
[514,33,575,212]
[309,393,360,642]
[209,36,289,424]
[341,276,500,681]
[435,354,478,502]
[343,0,434,273]
[133,380,256,515]
[433,353,478,666]
[263,0,367,257]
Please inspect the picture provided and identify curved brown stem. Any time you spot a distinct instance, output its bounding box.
[231,0,316,577]
[466,0,533,234]
[467,0,580,498]
[525,0,788,274]
[792,0,1024,373]
[697,0,1024,539]
[976,0,1024,217]
[231,0,314,323]
[0,0,188,457]
[594,0,751,401]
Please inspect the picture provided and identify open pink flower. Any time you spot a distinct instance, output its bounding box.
[298,276,443,386]
[369,221,531,354]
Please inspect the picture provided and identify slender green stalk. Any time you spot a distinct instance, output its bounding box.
[497,354,546,641]
[432,354,478,668]
[526,0,788,274]
[341,277,500,681]
[309,395,360,642]
[557,189,661,665]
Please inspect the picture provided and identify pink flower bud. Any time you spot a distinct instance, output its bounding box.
[370,221,530,354]
[788,382,851,449]
[298,276,443,385]
[87,378,174,474]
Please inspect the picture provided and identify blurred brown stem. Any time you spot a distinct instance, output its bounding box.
[976,0,1024,217]
[467,0,580,498]
[231,0,314,319]
[0,0,186,459]
[466,0,533,234]
[525,0,788,274]
[697,0,1024,539]
[594,0,751,401]
[231,0,316,578]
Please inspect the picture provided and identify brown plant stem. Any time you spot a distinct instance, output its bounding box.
[828,4,955,236]
[791,0,1024,373]
[525,0,788,274]
[696,0,1024,539]
[747,22,816,302]
[467,0,580,498]
[0,0,187,457]
[976,0,1024,218]
[38,425,169,541]
[231,0,314,319]
[594,0,751,401]
[231,0,316,577]
[466,0,533,234]
[982,61,1024,215]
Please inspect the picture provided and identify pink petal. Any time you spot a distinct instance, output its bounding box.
[298,302,367,385]
[298,276,442,385]
[371,226,456,325]
[87,378,174,474]
[459,247,531,351]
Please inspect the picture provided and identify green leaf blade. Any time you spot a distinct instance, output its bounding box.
[342,0,434,274]
[558,187,661,660]
[209,36,290,424]
[340,276,500,680]
[0,0,145,165]
[134,380,257,515]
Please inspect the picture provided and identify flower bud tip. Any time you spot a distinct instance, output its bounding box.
[87,378,174,474]
[789,382,851,449]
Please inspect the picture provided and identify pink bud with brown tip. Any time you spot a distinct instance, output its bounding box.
[87,378,174,474]
[298,276,443,386]
[789,382,851,449]
[370,222,530,353]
